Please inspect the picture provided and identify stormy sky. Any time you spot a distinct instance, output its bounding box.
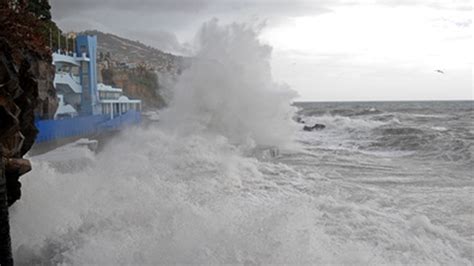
[50,0,473,101]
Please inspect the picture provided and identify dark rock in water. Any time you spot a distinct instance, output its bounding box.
[303,124,326,131]
[293,116,305,124]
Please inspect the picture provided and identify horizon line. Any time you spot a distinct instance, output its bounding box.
[293,99,474,103]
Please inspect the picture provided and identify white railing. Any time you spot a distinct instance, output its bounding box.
[54,72,82,93]
[53,53,80,66]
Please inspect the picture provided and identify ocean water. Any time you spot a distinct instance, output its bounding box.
[9,20,474,265]
[12,101,473,264]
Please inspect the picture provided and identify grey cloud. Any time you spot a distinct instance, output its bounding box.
[50,0,471,54]
[123,29,192,55]
[51,0,210,19]
[50,0,335,52]
[50,0,212,49]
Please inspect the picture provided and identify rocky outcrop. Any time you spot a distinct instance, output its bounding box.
[303,124,326,131]
[1,1,57,263]
[294,116,305,124]
[0,36,42,266]
[0,37,49,204]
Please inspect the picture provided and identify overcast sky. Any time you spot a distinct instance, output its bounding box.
[50,0,473,101]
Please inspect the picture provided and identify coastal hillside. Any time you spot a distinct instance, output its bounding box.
[82,30,189,108]
[83,30,187,74]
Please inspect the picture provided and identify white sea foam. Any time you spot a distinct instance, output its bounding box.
[12,126,375,264]
[13,125,472,264]
[432,126,448,132]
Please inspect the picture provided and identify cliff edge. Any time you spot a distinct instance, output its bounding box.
[1,1,56,264]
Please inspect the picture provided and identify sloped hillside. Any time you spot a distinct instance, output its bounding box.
[81,30,190,109]
[83,30,188,75]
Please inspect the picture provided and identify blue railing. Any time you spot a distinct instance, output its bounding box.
[98,110,141,131]
[35,110,141,143]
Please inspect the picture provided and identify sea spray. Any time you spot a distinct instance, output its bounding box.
[12,126,390,264]
[161,19,298,148]
[10,20,307,264]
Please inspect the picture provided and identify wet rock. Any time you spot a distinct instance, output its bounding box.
[3,159,31,206]
[5,158,31,176]
[1,4,56,263]
[303,123,326,131]
[294,116,305,124]
[1,36,54,206]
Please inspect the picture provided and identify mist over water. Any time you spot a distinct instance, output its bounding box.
[161,19,298,148]
[9,21,474,265]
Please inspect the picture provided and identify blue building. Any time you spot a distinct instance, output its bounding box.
[35,34,142,143]
[76,35,99,116]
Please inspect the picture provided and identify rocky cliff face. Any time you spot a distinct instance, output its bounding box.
[101,67,165,108]
[87,30,190,108]
[1,2,57,263]
[0,36,56,206]
[0,1,57,196]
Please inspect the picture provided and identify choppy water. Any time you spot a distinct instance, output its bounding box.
[9,20,474,264]
[293,101,474,262]
[10,101,473,265]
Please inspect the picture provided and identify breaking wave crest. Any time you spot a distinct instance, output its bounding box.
[161,19,298,148]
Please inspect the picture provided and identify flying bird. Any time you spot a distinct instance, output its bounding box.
[435,69,445,74]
